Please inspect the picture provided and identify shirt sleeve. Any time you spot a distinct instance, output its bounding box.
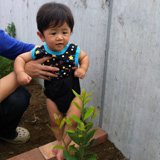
[75,45,80,66]
[31,48,36,59]
[31,46,45,60]
[0,29,35,60]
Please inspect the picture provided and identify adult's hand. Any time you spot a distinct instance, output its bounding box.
[24,56,59,81]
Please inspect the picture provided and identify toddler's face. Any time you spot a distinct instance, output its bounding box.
[41,23,71,52]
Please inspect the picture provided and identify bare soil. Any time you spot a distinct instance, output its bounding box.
[0,80,127,160]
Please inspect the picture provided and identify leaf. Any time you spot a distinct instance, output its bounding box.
[59,118,65,129]
[86,121,93,127]
[78,122,85,132]
[84,97,93,106]
[86,154,97,160]
[86,90,94,98]
[46,124,59,133]
[77,126,84,132]
[84,107,94,120]
[83,91,88,102]
[86,139,95,150]
[81,88,86,99]
[84,150,94,156]
[78,134,83,137]
[66,129,75,133]
[81,88,85,96]
[65,117,72,126]
[72,89,82,100]
[67,132,80,145]
[63,150,78,160]
[69,144,79,152]
[85,122,93,133]
[53,145,65,150]
[82,106,87,112]
[77,126,83,135]
[54,113,61,125]
[91,112,98,120]
[70,115,82,124]
[84,129,98,145]
[72,101,82,111]
[75,152,81,159]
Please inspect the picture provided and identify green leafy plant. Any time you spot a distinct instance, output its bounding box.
[0,22,16,78]
[0,57,14,78]
[48,89,100,160]
[5,22,16,38]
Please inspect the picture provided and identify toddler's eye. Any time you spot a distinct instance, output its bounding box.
[63,32,67,34]
[52,33,56,35]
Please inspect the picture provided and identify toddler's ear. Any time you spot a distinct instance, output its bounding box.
[37,31,45,42]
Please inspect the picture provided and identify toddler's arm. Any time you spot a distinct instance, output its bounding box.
[74,50,89,79]
[14,51,33,85]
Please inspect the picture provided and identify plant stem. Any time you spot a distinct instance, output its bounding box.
[59,128,68,150]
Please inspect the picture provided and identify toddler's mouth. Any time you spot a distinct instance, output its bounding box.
[56,43,63,46]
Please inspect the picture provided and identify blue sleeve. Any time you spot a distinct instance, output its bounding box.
[75,46,80,66]
[0,29,35,60]
[31,48,36,59]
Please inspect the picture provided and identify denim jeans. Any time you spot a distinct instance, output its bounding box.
[0,86,31,139]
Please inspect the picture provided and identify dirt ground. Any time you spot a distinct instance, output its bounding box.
[0,80,127,160]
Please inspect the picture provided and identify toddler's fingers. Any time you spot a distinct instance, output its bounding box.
[74,70,78,77]
[28,76,32,83]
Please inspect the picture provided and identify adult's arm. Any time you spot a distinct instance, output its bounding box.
[0,29,35,59]
[0,72,19,102]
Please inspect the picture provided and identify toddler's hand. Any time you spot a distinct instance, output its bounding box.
[17,72,32,85]
[74,68,86,79]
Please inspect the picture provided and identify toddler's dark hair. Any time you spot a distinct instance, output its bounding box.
[37,2,74,34]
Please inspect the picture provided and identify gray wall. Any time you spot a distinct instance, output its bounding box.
[1,0,160,160]
[102,0,160,160]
